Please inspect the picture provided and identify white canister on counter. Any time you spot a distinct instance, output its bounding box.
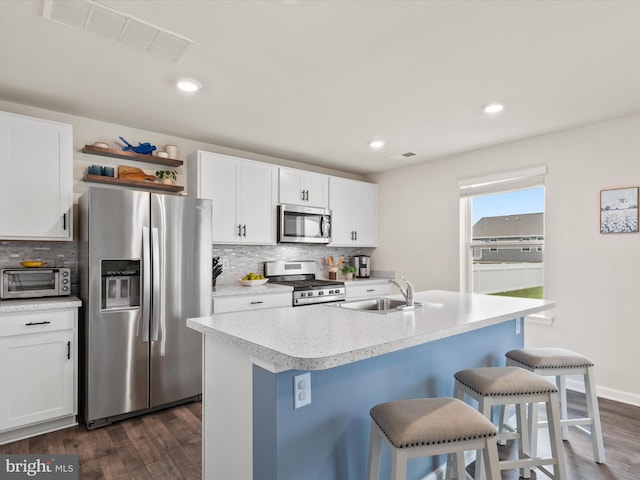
[165,145,178,159]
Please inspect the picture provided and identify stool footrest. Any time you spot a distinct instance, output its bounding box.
[539,417,593,428]
[496,431,520,442]
[500,455,558,470]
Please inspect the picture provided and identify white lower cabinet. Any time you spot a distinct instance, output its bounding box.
[345,281,392,300]
[213,291,292,314]
[0,309,77,444]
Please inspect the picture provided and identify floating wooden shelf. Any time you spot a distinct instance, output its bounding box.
[83,174,184,193]
[82,144,183,167]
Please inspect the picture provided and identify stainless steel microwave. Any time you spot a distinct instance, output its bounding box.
[278,204,331,244]
[0,268,71,299]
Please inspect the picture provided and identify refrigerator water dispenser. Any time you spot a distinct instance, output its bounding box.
[101,259,141,310]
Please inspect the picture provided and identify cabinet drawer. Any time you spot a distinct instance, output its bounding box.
[213,292,292,313]
[345,283,392,300]
[0,310,76,337]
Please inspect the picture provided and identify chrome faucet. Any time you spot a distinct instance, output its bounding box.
[389,277,415,306]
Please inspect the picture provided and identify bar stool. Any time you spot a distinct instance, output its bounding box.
[504,348,606,463]
[366,397,500,480]
[454,366,567,480]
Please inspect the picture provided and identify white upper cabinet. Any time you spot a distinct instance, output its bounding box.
[189,150,278,244]
[0,111,73,240]
[279,167,329,208]
[329,177,378,247]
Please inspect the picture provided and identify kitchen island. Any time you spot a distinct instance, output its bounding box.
[187,290,553,480]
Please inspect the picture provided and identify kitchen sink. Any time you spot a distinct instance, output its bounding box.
[334,297,424,314]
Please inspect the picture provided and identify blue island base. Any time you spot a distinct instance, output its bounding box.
[253,319,523,480]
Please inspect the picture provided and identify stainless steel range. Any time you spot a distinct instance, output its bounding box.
[264,260,345,306]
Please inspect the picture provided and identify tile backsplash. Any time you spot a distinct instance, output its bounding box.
[0,240,374,294]
[213,244,375,284]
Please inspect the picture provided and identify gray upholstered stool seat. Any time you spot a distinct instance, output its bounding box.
[367,397,500,480]
[506,348,594,369]
[454,366,567,480]
[455,365,560,397]
[504,348,606,464]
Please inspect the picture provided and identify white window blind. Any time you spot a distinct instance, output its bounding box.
[458,166,547,198]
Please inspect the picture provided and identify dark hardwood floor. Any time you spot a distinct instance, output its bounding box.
[479,390,640,480]
[0,402,202,480]
[1,392,638,479]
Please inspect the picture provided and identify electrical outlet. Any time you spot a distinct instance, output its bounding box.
[222,258,229,269]
[293,372,311,409]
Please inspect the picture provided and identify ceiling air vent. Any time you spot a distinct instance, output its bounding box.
[388,151,419,161]
[42,0,193,63]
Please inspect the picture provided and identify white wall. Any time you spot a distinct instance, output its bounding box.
[369,113,640,406]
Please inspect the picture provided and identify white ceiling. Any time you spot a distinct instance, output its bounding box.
[2,0,640,174]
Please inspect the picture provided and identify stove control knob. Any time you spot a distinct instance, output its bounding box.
[307,291,313,296]
[333,289,340,294]
[300,292,306,297]
[318,291,324,296]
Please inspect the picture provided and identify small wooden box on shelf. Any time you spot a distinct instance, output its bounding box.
[81,144,184,193]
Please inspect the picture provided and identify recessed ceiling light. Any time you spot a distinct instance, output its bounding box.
[369,139,386,149]
[176,78,201,92]
[482,103,504,114]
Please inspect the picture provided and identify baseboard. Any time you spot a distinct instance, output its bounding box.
[565,378,640,407]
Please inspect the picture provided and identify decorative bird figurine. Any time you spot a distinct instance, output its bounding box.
[119,136,157,155]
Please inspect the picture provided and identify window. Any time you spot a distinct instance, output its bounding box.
[459,167,546,299]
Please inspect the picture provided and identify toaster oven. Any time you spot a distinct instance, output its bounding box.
[0,267,71,299]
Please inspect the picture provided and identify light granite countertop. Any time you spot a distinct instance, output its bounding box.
[212,283,293,297]
[0,296,82,313]
[188,290,554,371]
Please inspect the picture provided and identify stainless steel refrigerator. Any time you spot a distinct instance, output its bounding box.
[78,187,212,429]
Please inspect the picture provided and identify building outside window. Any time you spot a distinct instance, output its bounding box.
[459,168,546,299]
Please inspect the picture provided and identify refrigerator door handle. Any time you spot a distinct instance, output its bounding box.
[151,227,161,342]
[142,226,151,343]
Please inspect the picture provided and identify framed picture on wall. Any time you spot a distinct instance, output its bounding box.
[600,186,639,233]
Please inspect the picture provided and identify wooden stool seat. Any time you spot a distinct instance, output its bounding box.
[367,397,500,480]
[454,366,568,480]
[505,348,606,463]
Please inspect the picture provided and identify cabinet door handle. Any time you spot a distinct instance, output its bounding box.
[366,289,375,292]
[301,190,305,201]
[25,321,51,326]
[243,225,247,237]
[67,341,71,360]
[237,224,242,237]
[63,213,67,231]
[250,300,264,305]
[354,230,358,241]
[305,190,309,201]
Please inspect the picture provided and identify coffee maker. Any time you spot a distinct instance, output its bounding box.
[354,255,371,278]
